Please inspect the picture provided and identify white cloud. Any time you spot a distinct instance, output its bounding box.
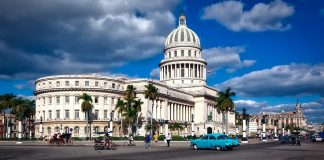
[216,63,324,97]
[150,68,160,79]
[202,0,294,32]
[203,46,256,73]
[235,99,267,108]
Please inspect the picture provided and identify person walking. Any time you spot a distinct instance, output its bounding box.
[145,133,151,149]
[166,133,172,147]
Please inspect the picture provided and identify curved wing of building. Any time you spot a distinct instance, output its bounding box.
[34,15,236,138]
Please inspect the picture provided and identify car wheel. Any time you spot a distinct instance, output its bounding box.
[216,146,221,150]
[193,144,198,150]
[227,146,233,150]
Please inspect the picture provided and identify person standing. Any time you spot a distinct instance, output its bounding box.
[145,133,151,149]
[166,133,172,147]
[154,133,159,143]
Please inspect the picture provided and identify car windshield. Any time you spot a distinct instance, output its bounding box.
[217,135,229,139]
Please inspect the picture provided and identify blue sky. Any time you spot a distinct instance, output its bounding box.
[0,0,323,123]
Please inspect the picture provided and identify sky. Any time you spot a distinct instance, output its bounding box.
[0,0,323,123]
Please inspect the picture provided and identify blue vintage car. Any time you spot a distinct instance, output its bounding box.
[190,134,239,150]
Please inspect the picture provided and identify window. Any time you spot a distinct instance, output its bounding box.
[104,82,107,88]
[56,110,60,119]
[65,110,70,119]
[56,96,60,104]
[75,96,79,104]
[202,135,208,140]
[48,110,52,119]
[181,68,185,77]
[49,82,52,86]
[65,81,69,86]
[112,83,115,89]
[94,96,99,104]
[49,97,52,105]
[75,81,79,86]
[75,110,79,119]
[95,81,99,87]
[43,111,45,119]
[84,126,89,134]
[47,127,51,135]
[111,98,115,105]
[56,81,60,87]
[104,97,107,104]
[94,110,99,120]
[188,50,191,57]
[42,98,45,106]
[85,81,89,86]
[169,52,171,58]
[94,126,100,133]
[74,127,79,134]
[194,51,196,57]
[104,110,108,119]
[209,136,216,140]
[181,50,184,56]
[174,51,177,57]
[65,96,70,104]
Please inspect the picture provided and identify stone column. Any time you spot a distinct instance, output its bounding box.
[242,119,248,143]
[262,123,267,141]
[165,121,169,136]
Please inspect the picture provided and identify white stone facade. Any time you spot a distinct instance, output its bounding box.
[34,15,236,138]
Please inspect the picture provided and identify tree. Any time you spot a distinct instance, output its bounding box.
[115,98,126,136]
[144,83,159,136]
[215,87,236,135]
[0,93,16,138]
[23,99,35,138]
[12,98,27,139]
[169,123,184,135]
[79,93,93,139]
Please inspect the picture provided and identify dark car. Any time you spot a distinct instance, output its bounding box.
[280,135,292,144]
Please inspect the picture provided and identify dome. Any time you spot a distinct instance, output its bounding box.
[164,15,200,50]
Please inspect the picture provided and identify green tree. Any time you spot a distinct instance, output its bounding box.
[0,93,16,138]
[215,87,236,135]
[12,98,27,139]
[144,83,159,135]
[23,99,35,138]
[115,98,126,136]
[169,123,184,135]
[79,93,93,139]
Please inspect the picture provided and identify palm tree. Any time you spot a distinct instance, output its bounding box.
[144,83,159,136]
[115,99,126,136]
[23,99,35,138]
[215,87,236,135]
[79,93,93,139]
[124,98,143,135]
[12,97,27,139]
[125,85,137,101]
[0,93,16,138]
[169,123,183,135]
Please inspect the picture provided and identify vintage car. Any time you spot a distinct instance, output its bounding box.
[190,134,239,150]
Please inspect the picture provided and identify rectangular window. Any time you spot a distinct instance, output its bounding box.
[104,97,107,104]
[94,96,99,104]
[49,97,52,105]
[65,96,70,104]
[65,110,70,119]
[49,82,52,86]
[85,81,89,86]
[104,82,107,88]
[75,110,79,119]
[43,98,45,106]
[56,96,60,104]
[65,81,69,86]
[112,83,115,89]
[48,110,52,119]
[56,110,60,119]
[75,96,79,104]
[94,110,99,120]
[111,98,115,105]
[104,110,108,119]
[95,81,99,87]
[56,81,60,87]
[181,68,185,77]
[43,111,45,119]
[75,81,79,86]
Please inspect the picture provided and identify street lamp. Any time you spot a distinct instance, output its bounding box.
[40,116,43,138]
[184,122,188,138]
[109,110,114,136]
[158,119,165,135]
[262,115,268,142]
[191,114,195,136]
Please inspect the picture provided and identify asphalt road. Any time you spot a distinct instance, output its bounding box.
[0,142,323,160]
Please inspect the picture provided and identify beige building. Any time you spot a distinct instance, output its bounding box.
[249,102,307,135]
[34,15,236,138]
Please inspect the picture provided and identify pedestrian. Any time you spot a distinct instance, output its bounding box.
[144,133,151,149]
[154,133,159,143]
[166,133,172,147]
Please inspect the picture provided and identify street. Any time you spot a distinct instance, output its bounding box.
[0,141,323,160]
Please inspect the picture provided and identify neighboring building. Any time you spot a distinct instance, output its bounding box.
[0,114,35,139]
[307,123,324,132]
[249,101,307,135]
[34,15,236,138]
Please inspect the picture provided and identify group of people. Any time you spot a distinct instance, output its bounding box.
[144,133,172,149]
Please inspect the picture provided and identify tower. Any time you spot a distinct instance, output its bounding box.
[159,15,207,88]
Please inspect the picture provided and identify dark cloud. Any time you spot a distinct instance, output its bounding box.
[215,63,324,97]
[0,0,180,80]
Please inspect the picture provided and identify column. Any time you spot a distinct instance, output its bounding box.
[191,121,195,136]
[109,120,113,136]
[274,126,278,140]
[180,105,183,121]
[170,103,174,121]
[242,119,248,143]
[165,121,169,136]
[18,121,22,139]
[262,123,267,141]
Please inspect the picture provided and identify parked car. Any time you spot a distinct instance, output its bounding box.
[311,132,324,142]
[190,134,239,150]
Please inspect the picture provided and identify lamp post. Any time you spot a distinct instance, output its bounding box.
[242,119,248,143]
[274,120,278,140]
[40,116,43,138]
[109,110,114,136]
[164,120,169,136]
[191,114,195,136]
[184,122,188,138]
[262,115,267,142]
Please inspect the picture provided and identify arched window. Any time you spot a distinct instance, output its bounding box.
[47,127,51,135]
[94,126,100,133]
[64,126,69,133]
[84,126,90,134]
[74,126,80,134]
[104,126,108,132]
[54,126,60,133]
